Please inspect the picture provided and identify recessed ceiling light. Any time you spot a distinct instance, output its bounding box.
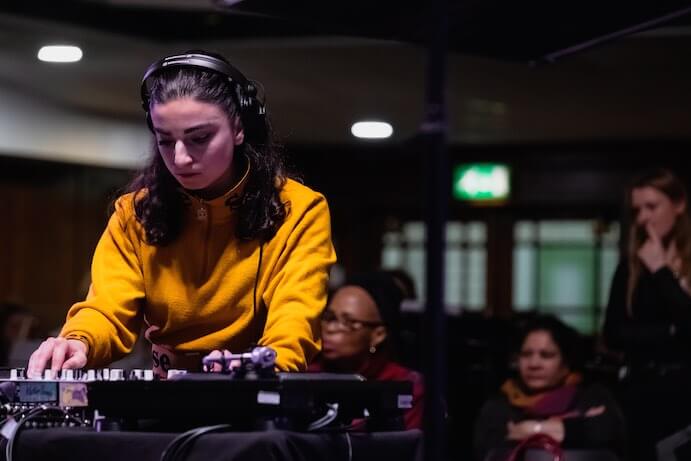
[37,45,83,63]
[351,121,393,139]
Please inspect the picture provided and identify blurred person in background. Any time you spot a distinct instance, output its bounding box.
[603,168,691,461]
[474,314,626,461]
[309,271,424,429]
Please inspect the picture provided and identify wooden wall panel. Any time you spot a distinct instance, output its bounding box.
[0,157,130,334]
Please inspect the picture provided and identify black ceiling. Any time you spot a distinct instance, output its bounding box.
[227,0,691,61]
[4,0,691,61]
[2,1,691,152]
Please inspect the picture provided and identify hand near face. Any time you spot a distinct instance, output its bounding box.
[27,337,88,378]
[638,224,667,272]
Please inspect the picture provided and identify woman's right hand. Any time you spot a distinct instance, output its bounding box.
[203,349,240,372]
[638,224,667,272]
[27,337,88,378]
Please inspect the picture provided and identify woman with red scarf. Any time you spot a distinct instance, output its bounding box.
[473,315,627,461]
[308,271,424,430]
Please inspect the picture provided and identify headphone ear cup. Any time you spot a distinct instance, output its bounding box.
[142,93,154,131]
[240,82,264,115]
[234,85,246,109]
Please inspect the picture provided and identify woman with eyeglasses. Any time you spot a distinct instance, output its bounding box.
[309,271,425,429]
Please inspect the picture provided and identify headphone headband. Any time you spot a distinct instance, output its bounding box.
[140,53,250,101]
[140,51,266,135]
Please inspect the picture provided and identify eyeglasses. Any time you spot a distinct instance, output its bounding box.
[320,310,383,332]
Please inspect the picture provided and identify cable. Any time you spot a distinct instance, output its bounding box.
[160,427,203,461]
[173,424,233,461]
[5,405,47,461]
[200,241,263,374]
[307,403,339,431]
[0,404,26,428]
[4,405,85,461]
[252,243,264,345]
[344,432,353,461]
[160,424,232,461]
[304,405,368,434]
[162,424,232,461]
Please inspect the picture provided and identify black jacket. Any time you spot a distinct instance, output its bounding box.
[473,382,627,461]
[603,260,691,367]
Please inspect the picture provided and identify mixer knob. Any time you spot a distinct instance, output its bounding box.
[109,369,125,381]
[10,368,25,380]
[166,369,187,380]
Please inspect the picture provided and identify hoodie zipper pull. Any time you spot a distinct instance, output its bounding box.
[196,203,208,221]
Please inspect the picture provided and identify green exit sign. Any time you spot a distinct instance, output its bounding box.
[453,163,510,202]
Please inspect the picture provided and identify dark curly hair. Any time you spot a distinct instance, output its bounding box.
[127,52,292,246]
[514,314,584,372]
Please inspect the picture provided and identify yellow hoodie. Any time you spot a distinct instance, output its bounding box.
[61,177,336,371]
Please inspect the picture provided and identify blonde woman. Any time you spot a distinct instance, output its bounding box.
[603,167,691,461]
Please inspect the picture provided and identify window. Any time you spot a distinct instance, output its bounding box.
[381,221,487,314]
[513,220,619,334]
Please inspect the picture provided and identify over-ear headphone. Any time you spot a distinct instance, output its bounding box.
[140,51,266,136]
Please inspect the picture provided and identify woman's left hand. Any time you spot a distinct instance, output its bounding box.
[507,419,565,442]
[507,420,540,440]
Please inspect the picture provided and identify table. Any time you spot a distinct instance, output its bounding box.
[6,427,423,461]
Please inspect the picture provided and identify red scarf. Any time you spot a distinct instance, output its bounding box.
[501,372,582,418]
